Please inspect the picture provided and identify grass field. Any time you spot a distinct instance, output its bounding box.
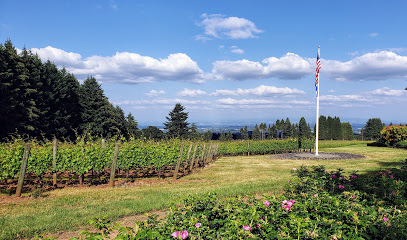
[1,141,406,239]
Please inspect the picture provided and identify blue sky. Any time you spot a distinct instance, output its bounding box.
[1,0,407,126]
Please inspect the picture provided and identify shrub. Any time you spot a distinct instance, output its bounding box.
[379,125,407,147]
[73,163,407,239]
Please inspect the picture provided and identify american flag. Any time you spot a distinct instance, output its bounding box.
[315,46,321,97]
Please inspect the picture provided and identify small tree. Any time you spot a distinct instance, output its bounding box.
[341,122,354,140]
[163,103,190,139]
[361,118,386,140]
[188,123,200,140]
[298,117,312,140]
[142,126,164,140]
[203,130,212,141]
[226,130,233,141]
[252,124,261,140]
[125,113,140,139]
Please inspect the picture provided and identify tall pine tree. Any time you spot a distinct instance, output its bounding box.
[163,103,190,139]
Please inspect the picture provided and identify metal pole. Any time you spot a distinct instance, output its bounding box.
[315,46,320,156]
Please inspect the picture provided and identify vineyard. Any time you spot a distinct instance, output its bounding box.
[0,138,317,195]
[0,138,219,195]
[217,138,315,156]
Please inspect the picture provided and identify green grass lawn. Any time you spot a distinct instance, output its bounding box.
[1,141,406,239]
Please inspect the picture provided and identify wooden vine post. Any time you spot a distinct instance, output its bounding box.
[52,138,58,186]
[189,144,198,171]
[185,143,193,173]
[199,143,206,167]
[173,142,185,180]
[109,142,121,187]
[15,143,31,197]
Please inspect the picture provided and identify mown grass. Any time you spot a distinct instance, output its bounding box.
[1,141,406,239]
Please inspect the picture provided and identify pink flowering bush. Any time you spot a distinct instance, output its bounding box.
[76,164,407,239]
[281,199,296,211]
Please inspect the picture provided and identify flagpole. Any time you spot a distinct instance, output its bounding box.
[315,46,320,156]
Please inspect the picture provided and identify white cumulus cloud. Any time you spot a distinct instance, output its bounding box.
[31,46,83,67]
[217,98,275,105]
[323,51,407,81]
[211,85,305,97]
[370,87,406,96]
[212,53,313,81]
[177,88,207,97]
[230,46,244,54]
[320,94,372,102]
[197,13,263,40]
[145,90,166,97]
[30,47,205,84]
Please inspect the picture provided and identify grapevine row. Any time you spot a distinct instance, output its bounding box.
[0,139,216,182]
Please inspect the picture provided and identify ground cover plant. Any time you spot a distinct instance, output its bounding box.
[73,163,407,239]
[1,142,406,239]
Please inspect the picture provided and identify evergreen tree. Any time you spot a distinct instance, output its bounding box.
[269,123,278,139]
[267,124,273,139]
[0,40,23,139]
[326,116,334,140]
[203,130,212,141]
[79,76,118,138]
[284,118,292,138]
[112,105,127,136]
[163,103,190,139]
[48,67,82,140]
[252,124,261,140]
[332,117,342,140]
[243,126,249,140]
[142,126,164,140]
[298,117,311,140]
[361,118,385,140]
[341,122,354,140]
[239,127,245,140]
[188,123,200,140]
[219,130,226,141]
[19,48,43,138]
[259,123,267,140]
[226,130,233,141]
[125,113,140,138]
[318,116,327,140]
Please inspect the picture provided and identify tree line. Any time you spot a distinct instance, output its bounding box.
[0,40,138,141]
[216,116,354,141]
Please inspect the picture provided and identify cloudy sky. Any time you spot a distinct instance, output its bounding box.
[1,0,407,126]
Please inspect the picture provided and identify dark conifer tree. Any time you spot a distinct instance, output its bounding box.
[226,130,233,141]
[332,117,342,140]
[252,124,261,140]
[142,126,164,140]
[203,130,212,141]
[284,118,292,138]
[243,126,249,140]
[361,118,385,140]
[79,76,114,138]
[219,130,226,141]
[341,122,354,140]
[125,113,140,138]
[163,103,190,139]
[0,40,21,139]
[188,123,200,140]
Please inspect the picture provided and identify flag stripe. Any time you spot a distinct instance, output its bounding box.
[315,47,321,97]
